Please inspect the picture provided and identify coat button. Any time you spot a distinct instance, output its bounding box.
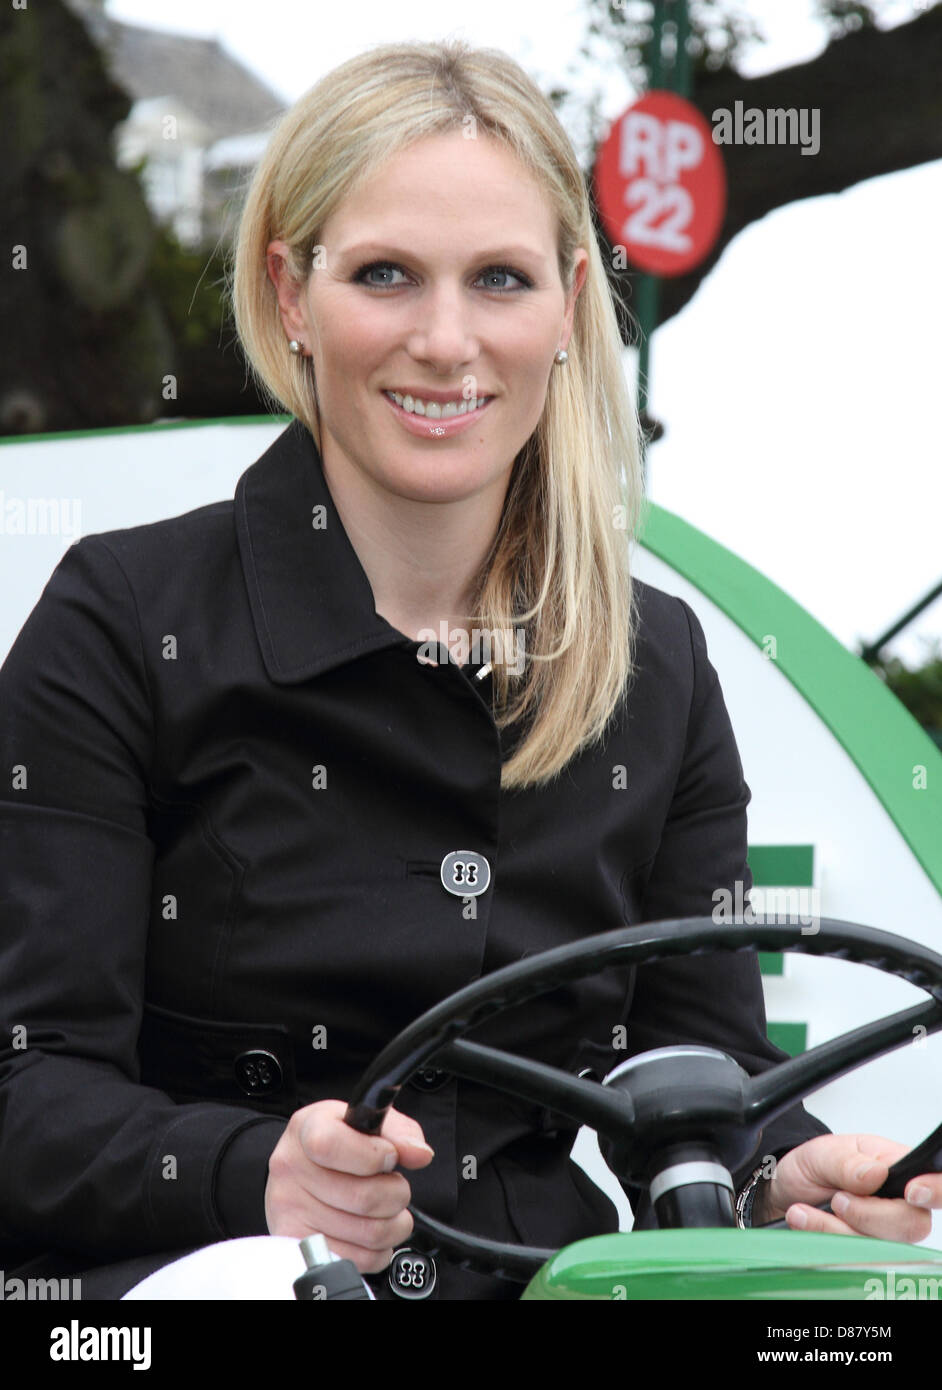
[234,1049,283,1096]
[407,1066,450,1092]
[388,1248,437,1299]
[440,850,491,897]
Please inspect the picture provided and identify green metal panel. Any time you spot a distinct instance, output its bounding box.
[751,846,814,978]
[749,848,813,1049]
[521,1229,942,1300]
[749,845,814,886]
[766,1021,808,1056]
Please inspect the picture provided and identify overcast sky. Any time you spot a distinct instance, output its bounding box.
[104,0,942,664]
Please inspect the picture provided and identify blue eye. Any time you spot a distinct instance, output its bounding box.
[476,266,530,292]
[353,261,532,293]
[356,262,408,288]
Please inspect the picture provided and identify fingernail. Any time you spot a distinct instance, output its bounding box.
[907,1185,932,1207]
[382,1151,398,1172]
[854,1161,879,1182]
[832,1192,850,1216]
[789,1207,807,1229]
[414,1141,435,1157]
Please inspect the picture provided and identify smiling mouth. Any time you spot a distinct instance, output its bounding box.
[383,390,491,419]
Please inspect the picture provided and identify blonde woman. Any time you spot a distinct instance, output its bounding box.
[0,40,937,1302]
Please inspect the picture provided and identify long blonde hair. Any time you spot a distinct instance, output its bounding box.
[230,39,645,789]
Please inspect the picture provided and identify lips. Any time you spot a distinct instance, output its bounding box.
[382,390,493,437]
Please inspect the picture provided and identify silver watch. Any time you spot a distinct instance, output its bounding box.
[735,1165,767,1228]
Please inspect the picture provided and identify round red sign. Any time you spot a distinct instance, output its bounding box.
[593,90,726,277]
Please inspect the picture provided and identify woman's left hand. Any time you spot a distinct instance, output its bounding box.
[753,1133,941,1243]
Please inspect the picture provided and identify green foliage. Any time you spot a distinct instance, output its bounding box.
[580,0,766,82]
[148,224,231,352]
[53,167,155,313]
[873,641,942,749]
[579,0,896,85]
[813,1,880,38]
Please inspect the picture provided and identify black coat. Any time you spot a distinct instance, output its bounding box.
[0,419,828,1300]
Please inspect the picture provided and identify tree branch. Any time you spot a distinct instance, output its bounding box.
[599,7,942,330]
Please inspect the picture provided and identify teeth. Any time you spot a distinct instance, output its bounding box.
[388,391,487,416]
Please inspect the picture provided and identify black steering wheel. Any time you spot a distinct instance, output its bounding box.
[343,917,942,1282]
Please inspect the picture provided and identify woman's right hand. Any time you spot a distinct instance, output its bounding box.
[264,1099,435,1273]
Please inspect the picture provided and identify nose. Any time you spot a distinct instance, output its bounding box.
[405,280,478,374]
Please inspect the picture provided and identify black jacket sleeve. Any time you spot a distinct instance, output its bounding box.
[621,596,830,1228]
[0,537,281,1261]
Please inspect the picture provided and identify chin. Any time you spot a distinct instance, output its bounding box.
[384,473,496,506]
[376,451,509,503]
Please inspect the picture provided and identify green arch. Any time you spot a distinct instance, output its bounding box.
[638,501,942,900]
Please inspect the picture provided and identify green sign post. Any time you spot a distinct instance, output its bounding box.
[636,0,692,444]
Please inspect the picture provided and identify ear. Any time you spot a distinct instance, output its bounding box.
[266,239,309,345]
[559,247,589,353]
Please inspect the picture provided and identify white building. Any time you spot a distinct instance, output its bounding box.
[64,0,286,248]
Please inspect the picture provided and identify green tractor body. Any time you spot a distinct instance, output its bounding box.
[521,1229,942,1300]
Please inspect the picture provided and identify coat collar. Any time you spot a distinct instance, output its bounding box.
[235,418,408,683]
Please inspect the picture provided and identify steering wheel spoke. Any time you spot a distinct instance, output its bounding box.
[746,997,942,1125]
[434,1038,635,1138]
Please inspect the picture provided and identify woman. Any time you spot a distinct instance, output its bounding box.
[0,39,938,1302]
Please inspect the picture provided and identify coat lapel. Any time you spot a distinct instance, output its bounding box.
[234,419,405,684]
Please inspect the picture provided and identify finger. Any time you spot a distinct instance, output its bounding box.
[785,1203,859,1238]
[276,1220,399,1276]
[321,1237,397,1276]
[839,1155,891,1197]
[380,1108,436,1169]
[798,1135,903,1198]
[391,1140,436,1171]
[849,1134,911,1165]
[836,1149,942,1204]
[905,1175,942,1209]
[316,1198,416,1257]
[788,1195,932,1245]
[305,1189,416,1256]
[807,1146,893,1201]
[292,1163,413,1221]
[268,1188,415,1258]
[297,1105,403,1177]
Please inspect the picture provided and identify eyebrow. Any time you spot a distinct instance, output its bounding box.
[337,241,549,264]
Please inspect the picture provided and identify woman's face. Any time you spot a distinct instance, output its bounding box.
[267,130,588,510]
